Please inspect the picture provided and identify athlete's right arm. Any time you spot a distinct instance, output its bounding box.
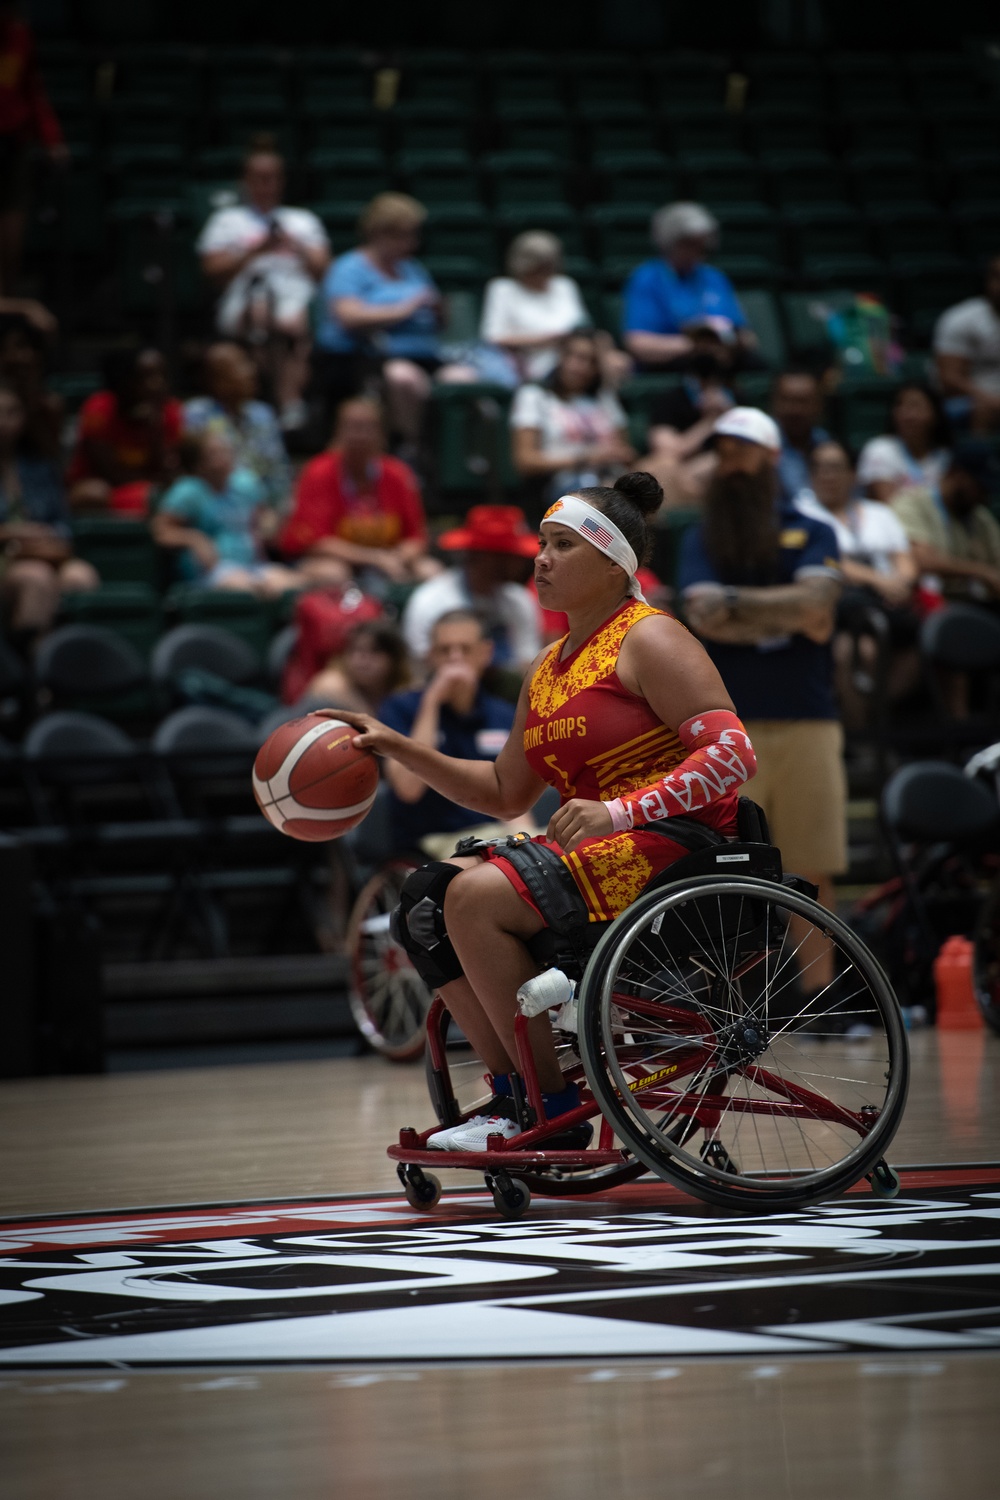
[316,658,549,820]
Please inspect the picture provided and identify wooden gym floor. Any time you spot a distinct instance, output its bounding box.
[0,1027,998,1499]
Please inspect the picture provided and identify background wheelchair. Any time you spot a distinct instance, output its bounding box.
[388,800,910,1217]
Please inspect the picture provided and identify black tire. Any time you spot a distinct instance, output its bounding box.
[347,859,433,1060]
[578,875,909,1210]
[973,876,1000,1036]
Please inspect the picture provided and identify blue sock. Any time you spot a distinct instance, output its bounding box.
[541,1080,580,1119]
[491,1072,512,1098]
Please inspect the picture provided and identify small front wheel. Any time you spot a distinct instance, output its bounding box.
[868,1160,900,1199]
[401,1168,442,1211]
[487,1173,531,1218]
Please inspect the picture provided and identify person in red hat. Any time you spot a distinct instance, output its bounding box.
[401,503,542,673]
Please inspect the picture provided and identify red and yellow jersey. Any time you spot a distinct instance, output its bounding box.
[491,597,739,922]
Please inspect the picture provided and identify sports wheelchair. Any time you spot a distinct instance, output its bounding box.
[388,800,909,1217]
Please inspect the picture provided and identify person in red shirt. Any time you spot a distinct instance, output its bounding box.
[280,396,432,592]
[0,3,66,294]
[68,347,183,516]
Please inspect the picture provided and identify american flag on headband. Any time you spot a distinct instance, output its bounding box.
[580,515,616,549]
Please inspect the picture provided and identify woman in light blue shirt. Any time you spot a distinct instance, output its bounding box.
[316,193,448,446]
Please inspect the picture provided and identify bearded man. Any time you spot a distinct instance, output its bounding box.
[676,407,846,1020]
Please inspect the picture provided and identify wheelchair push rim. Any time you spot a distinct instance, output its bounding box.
[347,859,434,1061]
[579,875,909,1210]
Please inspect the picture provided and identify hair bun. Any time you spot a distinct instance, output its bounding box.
[613,470,663,516]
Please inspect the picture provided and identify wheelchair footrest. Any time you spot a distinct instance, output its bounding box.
[387,1143,627,1170]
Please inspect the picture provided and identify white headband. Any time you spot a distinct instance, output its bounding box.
[541,495,646,601]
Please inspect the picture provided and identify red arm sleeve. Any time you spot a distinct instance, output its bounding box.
[604,710,757,831]
[279,456,340,558]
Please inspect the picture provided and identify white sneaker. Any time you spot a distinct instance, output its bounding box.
[444,1115,522,1151]
[426,1114,496,1150]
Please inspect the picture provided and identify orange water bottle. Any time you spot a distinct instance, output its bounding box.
[933,935,982,1030]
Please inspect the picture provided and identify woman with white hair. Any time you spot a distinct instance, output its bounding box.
[622,201,758,371]
[480,231,591,383]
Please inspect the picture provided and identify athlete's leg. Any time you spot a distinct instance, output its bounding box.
[444,861,566,1092]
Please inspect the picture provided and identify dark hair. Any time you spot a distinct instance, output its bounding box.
[890,382,950,450]
[548,330,604,400]
[573,471,663,567]
[346,620,410,694]
[102,346,163,399]
[432,607,488,640]
[243,133,284,170]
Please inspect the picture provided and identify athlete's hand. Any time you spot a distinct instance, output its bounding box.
[313,708,407,759]
[547,798,613,853]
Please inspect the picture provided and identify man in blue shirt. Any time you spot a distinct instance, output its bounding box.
[677,407,846,1013]
[378,608,516,853]
[623,201,759,372]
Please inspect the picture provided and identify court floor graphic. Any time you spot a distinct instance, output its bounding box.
[0,1166,997,1367]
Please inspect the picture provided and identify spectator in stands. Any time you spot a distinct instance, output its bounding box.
[480,230,591,384]
[636,321,736,507]
[0,314,62,457]
[184,342,290,512]
[677,407,847,1006]
[892,440,1000,606]
[771,369,830,501]
[622,202,757,372]
[0,381,97,645]
[796,440,918,728]
[0,2,67,295]
[316,193,461,451]
[68,347,182,516]
[934,254,1000,433]
[856,383,951,503]
[197,143,330,433]
[510,331,634,505]
[153,430,303,598]
[379,609,516,855]
[306,619,410,712]
[280,396,431,596]
[401,505,542,673]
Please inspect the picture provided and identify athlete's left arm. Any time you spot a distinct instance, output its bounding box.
[547,615,756,850]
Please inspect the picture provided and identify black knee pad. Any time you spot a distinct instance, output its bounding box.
[390,861,464,989]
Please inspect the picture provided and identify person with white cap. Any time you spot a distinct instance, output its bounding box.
[622,201,758,372]
[323,470,759,1146]
[677,407,848,1023]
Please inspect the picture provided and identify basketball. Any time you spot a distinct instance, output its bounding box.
[252,713,379,842]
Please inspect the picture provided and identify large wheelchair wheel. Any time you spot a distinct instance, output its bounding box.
[347,859,433,1060]
[578,875,909,1210]
[973,876,1000,1036]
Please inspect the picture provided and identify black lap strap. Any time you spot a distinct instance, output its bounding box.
[641,815,728,853]
[494,836,592,943]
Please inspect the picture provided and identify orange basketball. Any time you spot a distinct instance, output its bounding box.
[253,713,379,842]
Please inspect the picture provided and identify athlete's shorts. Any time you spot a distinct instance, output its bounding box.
[485,818,735,925]
[742,719,847,876]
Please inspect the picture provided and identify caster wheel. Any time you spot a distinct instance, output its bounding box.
[868,1160,900,1200]
[401,1168,442,1211]
[487,1173,531,1218]
[701,1138,739,1174]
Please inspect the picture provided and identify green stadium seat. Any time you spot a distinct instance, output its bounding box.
[661,105,744,154]
[486,158,570,212]
[396,146,474,174]
[213,108,296,155]
[646,55,728,107]
[800,253,889,294]
[492,72,560,107]
[923,104,1000,156]
[745,105,828,154]
[115,52,203,107]
[743,56,825,111]
[867,204,957,258]
[403,72,476,109]
[771,160,847,207]
[716,252,781,286]
[829,56,907,110]
[592,149,674,204]
[838,106,921,153]
[429,384,518,497]
[408,168,483,207]
[619,374,682,449]
[783,202,873,264]
[116,214,207,318]
[425,257,487,292]
[103,99,189,150]
[28,167,105,257]
[495,206,583,257]
[689,162,768,204]
[422,206,498,267]
[297,65,372,111]
[306,109,388,153]
[183,181,239,231]
[166,587,276,658]
[738,288,787,368]
[440,288,482,341]
[565,63,635,106]
[48,372,101,410]
[906,54,986,110]
[309,145,391,201]
[71,519,161,591]
[586,204,654,268]
[58,584,163,660]
[953,204,1000,260]
[583,100,659,153]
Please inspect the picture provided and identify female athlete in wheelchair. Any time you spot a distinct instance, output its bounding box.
[327,472,908,1217]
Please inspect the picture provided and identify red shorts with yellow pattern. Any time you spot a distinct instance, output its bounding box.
[485,817,736,926]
